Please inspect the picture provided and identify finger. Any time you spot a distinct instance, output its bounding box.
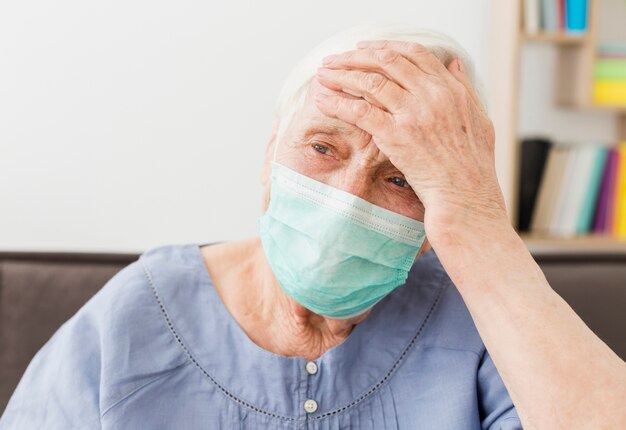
[321,48,426,92]
[356,40,450,77]
[446,57,485,112]
[314,88,395,137]
[359,40,486,112]
[316,67,409,113]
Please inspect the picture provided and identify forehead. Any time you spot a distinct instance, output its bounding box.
[291,79,370,140]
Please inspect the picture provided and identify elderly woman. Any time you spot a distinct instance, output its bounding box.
[2,25,625,429]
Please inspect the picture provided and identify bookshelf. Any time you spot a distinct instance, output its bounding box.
[488,0,626,253]
[521,33,589,44]
[522,233,626,255]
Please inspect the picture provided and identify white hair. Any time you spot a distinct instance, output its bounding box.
[273,24,486,147]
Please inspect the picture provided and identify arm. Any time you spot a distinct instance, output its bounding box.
[314,39,626,429]
[429,211,626,429]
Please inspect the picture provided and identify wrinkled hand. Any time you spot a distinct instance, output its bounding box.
[314,40,508,233]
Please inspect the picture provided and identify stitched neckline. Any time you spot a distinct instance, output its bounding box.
[140,243,446,421]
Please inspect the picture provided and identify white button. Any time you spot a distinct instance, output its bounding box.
[305,361,318,375]
[304,399,318,413]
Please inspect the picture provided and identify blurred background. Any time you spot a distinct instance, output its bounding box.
[0,0,494,253]
[3,0,623,254]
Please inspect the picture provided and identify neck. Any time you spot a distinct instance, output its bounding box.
[208,238,371,361]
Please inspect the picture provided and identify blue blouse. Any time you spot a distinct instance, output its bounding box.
[0,244,523,429]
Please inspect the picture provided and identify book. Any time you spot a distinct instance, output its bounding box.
[593,60,626,80]
[518,138,552,232]
[550,146,580,236]
[531,145,568,234]
[566,0,588,32]
[557,0,566,30]
[592,148,619,233]
[524,0,541,34]
[577,146,608,234]
[594,148,619,233]
[614,143,626,238]
[540,0,558,31]
[593,80,626,106]
[557,145,601,236]
[597,42,626,59]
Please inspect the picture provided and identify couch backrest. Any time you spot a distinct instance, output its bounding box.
[1,250,625,414]
[0,252,137,414]
[534,253,626,365]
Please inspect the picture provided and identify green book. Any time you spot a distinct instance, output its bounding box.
[594,59,626,80]
[576,146,608,234]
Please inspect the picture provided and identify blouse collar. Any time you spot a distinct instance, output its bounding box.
[140,243,447,420]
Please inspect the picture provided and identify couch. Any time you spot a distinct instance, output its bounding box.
[1,247,625,414]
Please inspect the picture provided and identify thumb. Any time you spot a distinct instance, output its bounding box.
[447,57,485,112]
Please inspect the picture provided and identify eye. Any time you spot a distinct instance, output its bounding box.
[387,176,408,188]
[312,143,329,155]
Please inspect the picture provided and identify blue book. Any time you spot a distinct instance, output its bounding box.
[541,0,558,31]
[566,0,588,32]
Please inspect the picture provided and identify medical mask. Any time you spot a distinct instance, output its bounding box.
[257,160,427,319]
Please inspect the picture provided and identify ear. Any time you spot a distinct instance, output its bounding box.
[261,119,279,186]
[260,119,279,214]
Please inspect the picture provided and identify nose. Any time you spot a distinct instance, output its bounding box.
[330,166,374,202]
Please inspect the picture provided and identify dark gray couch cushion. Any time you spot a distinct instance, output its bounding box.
[0,250,624,415]
[0,253,136,413]
[538,256,626,364]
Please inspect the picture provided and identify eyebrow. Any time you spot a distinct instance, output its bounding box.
[302,118,360,137]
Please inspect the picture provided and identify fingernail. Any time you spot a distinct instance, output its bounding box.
[322,54,337,65]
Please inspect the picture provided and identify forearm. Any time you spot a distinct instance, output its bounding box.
[429,216,626,429]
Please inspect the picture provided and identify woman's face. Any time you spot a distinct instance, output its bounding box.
[264,79,425,222]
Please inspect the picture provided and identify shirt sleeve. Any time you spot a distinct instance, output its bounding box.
[477,348,524,430]
[0,303,103,429]
[0,262,143,430]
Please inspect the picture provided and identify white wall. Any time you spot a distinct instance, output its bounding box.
[518,44,616,143]
[0,0,491,253]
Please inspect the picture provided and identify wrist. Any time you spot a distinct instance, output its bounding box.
[424,203,512,247]
[425,209,536,293]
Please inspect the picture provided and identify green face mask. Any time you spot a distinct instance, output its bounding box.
[258,161,427,319]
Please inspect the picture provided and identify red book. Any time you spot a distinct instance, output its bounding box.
[558,0,566,30]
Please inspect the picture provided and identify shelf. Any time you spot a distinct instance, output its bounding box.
[521,234,626,256]
[521,32,590,45]
[554,102,626,113]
